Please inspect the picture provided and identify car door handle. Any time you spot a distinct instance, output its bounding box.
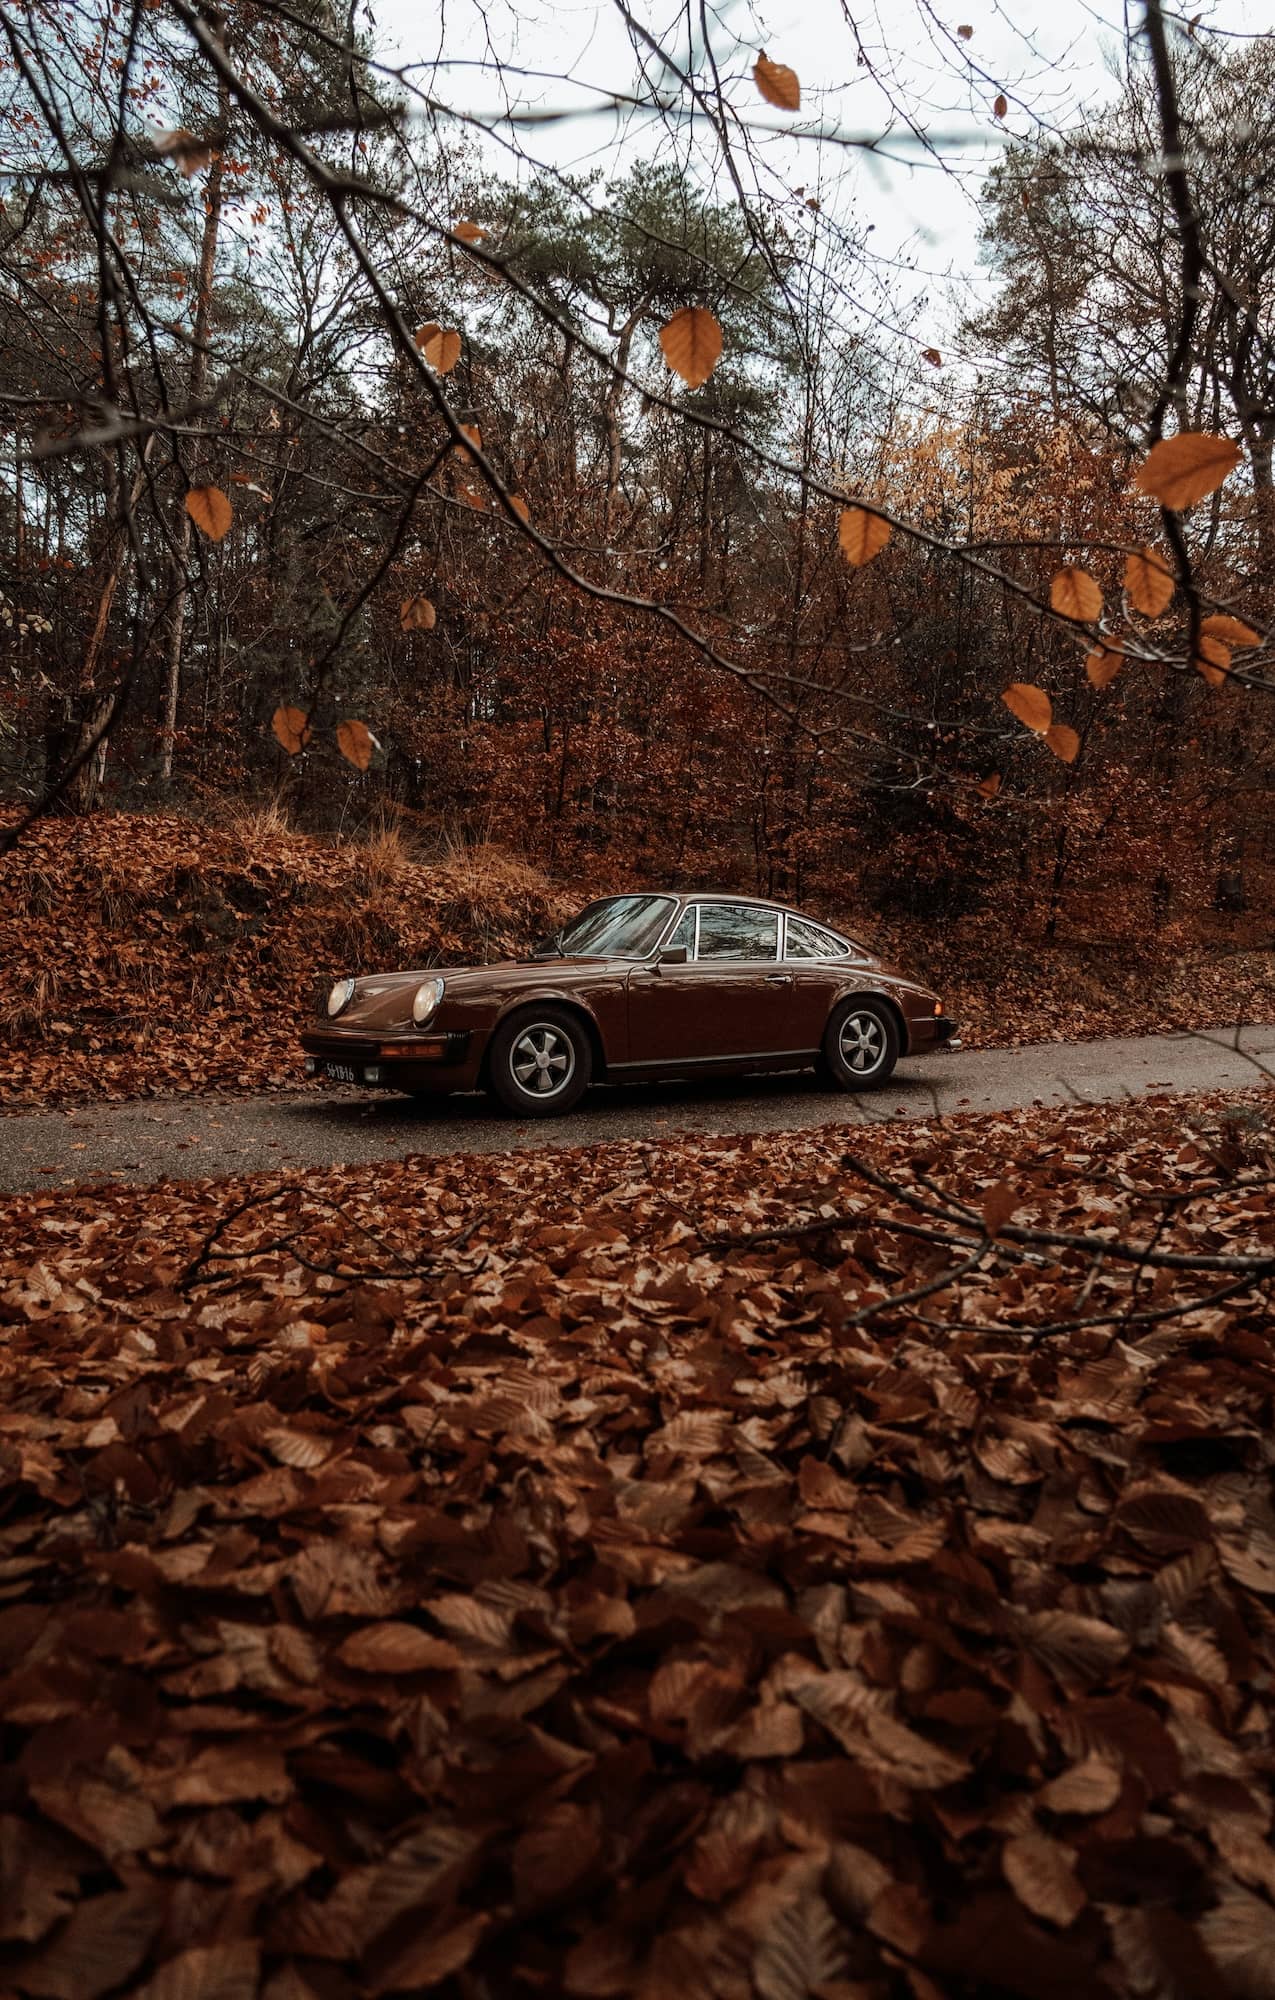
[765,973,794,986]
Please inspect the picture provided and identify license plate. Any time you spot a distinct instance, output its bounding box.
[324,1062,358,1083]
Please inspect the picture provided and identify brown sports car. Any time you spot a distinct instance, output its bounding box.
[301,892,959,1116]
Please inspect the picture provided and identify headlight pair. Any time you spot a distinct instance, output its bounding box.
[325,974,444,1027]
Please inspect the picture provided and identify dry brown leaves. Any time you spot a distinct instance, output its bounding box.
[1,1093,1274,1996]
[0,814,567,1110]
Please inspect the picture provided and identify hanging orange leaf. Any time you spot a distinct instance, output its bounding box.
[1046,722,1081,763]
[1133,432,1242,510]
[922,347,942,367]
[423,328,462,375]
[1085,642,1124,689]
[458,424,482,449]
[993,93,1008,118]
[659,307,723,390]
[270,705,310,755]
[414,320,441,351]
[838,505,891,566]
[1199,613,1260,647]
[185,486,233,542]
[1194,635,1231,688]
[957,22,974,37]
[977,772,1001,797]
[508,495,531,523]
[1124,546,1175,618]
[452,219,486,244]
[336,719,374,771]
[399,596,436,632]
[1002,683,1052,733]
[754,53,801,110]
[1050,566,1103,622]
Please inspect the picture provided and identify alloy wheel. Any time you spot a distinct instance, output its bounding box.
[838,1009,886,1075]
[510,1022,576,1097]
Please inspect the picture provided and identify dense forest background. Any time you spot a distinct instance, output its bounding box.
[2,1,1274,952]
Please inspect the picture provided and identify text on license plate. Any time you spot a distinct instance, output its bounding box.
[324,1062,358,1083]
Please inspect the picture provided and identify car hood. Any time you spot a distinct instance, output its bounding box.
[321,958,623,1031]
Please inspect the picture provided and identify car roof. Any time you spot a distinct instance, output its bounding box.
[640,891,841,920]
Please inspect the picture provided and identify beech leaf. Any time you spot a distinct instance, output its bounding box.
[1002,682,1052,733]
[993,92,1008,117]
[399,596,436,632]
[838,504,891,566]
[1199,613,1260,647]
[185,487,233,543]
[452,219,486,243]
[1124,546,1175,618]
[1002,1833,1086,1928]
[659,306,723,389]
[754,53,801,110]
[1085,643,1123,689]
[270,705,310,755]
[1133,432,1242,510]
[1050,566,1103,622]
[336,719,374,771]
[982,1180,1019,1234]
[1194,635,1231,688]
[1046,722,1081,763]
[422,328,462,375]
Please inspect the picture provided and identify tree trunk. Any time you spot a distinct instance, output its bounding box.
[159,73,229,785]
[603,302,647,535]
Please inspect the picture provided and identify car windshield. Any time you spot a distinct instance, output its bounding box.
[555,894,676,958]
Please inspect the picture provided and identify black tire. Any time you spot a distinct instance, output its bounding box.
[823,997,899,1091]
[486,1005,592,1117]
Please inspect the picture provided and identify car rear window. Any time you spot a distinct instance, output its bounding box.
[695,904,779,960]
[785,916,848,959]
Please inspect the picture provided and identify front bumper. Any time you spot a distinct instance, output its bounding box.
[300,1028,475,1091]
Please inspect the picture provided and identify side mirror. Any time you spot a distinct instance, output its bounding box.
[658,946,688,966]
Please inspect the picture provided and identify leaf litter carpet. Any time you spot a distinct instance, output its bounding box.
[1,1092,1274,1996]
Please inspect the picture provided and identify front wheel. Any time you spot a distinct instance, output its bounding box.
[823,998,899,1091]
[487,1006,592,1117]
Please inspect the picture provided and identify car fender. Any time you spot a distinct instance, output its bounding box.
[826,976,919,1055]
[489,987,611,1076]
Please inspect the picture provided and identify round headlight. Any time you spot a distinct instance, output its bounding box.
[412,975,445,1026]
[327,976,356,1019]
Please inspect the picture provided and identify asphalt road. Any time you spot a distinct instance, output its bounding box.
[2,1023,1273,1198]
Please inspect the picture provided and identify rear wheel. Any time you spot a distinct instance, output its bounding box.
[487,1006,592,1117]
[823,998,899,1091]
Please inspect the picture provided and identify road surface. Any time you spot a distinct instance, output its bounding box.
[2,1023,1272,1196]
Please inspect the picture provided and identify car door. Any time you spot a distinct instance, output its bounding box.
[781,913,856,1048]
[625,902,794,1064]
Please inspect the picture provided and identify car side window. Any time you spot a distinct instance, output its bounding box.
[695,904,779,959]
[664,907,697,956]
[785,916,846,959]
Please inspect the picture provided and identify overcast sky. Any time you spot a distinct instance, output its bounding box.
[376,0,1267,348]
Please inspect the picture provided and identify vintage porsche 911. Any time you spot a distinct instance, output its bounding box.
[301,892,959,1116]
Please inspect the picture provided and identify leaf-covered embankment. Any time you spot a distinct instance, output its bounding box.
[0,812,568,1109]
[2,1091,1274,1994]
